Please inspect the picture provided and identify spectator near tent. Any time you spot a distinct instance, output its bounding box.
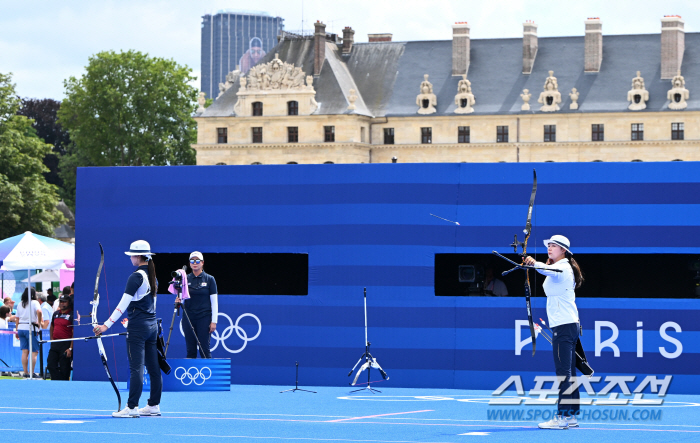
[15,287,43,377]
[0,306,11,329]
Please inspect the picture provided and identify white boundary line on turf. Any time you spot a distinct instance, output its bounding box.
[0,428,149,435]
[165,435,466,442]
[0,407,346,418]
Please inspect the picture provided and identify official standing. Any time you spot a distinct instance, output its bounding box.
[179,251,218,358]
[524,235,584,430]
[94,240,162,418]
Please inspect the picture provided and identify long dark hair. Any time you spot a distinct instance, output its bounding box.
[21,287,37,308]
[566,252,584,289]
[139,256,157,295]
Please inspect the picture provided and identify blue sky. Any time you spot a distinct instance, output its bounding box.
[1,0,699,100]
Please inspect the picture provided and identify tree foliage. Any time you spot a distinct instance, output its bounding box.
[0,73,65,238]
[18,98,71,190]
[59,50,197,167]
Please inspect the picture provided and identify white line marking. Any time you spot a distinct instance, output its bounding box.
[166,435,461,442]
[0,428,148,435]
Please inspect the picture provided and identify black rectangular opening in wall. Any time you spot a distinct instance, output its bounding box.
[154,253,308,295]
[435,253,700,299]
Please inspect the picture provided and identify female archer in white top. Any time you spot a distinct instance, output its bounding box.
[524,235,584,430]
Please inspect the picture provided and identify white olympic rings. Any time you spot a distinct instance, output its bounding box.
[179,312,261,354]
[174,366,211,386]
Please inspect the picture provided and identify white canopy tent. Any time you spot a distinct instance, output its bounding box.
[0,231,74,379]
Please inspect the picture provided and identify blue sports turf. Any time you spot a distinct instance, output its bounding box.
[0,381,699,442]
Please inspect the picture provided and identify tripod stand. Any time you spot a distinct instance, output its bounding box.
[165,268,205,358]
[280,362,316,393]
[347,287,389,394]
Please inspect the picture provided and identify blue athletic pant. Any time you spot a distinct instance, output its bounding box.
[552,322,580,416]
[126,322,162,409]
[183,310,212,359]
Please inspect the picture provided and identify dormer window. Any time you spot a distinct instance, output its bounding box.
[252,101,263,116]
[422,99,430,109]
[633,94,641,104]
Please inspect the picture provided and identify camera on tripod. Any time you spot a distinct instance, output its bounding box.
[169,267,186,289]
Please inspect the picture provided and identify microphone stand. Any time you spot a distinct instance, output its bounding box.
[280,361,316,393]
[347,287,389,394]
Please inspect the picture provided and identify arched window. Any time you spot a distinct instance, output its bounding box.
[252,101,263,116]
[251,162,262,165]
[215,162,227,165]
[592,160,604,162]
[323,161,334,164]
[631,159,643,162]
[287,101,298,116]
[544,160,555,162]
[287,161,298,164]
[672,159,684,162]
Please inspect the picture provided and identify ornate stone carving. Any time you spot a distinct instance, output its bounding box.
[196,92,207,114]
[627,71,649,111]
[233,54,318,117]
[454,74,475,114]
[520,89,531,111]
[667,70,689,110]
[538,71,561,112]
[243,54,309,92]
[416,74,437,115]
[569,88,579,110]
[217,69,241,99]
[347,89,358,111]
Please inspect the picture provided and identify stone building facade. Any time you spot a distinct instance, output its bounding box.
[194,16,699,165]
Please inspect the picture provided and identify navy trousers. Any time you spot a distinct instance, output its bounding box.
[183,310,212,358]
[551,322,580,416]
[126,322,162,409]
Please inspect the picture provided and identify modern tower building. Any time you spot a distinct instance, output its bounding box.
[201,10,285,100]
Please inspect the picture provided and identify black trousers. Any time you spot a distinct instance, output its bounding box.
[552,322,580,416]
[126,322,162,409]
[47,342,72,381]
[183,310,212,358]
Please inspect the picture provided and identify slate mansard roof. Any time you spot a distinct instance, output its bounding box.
[202,32,700,118]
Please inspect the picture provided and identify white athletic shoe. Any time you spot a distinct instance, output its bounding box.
[138,404,161,416]
[112,407,140,418]
[565,416,579,427]
[538,416,569,430]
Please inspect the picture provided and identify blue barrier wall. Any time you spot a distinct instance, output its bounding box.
[72,162,700,394]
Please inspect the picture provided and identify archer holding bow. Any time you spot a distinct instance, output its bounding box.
[523,235,584,430]
[94,240,163,418]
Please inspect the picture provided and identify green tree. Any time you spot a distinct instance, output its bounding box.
[58,50,198,208]
[0,73,65,238]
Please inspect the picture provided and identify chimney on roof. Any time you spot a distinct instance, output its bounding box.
[368,33,392,42]
[314,20,327,77]
[661,15,684,79]
[342,26,355,54]
[452,22,470,76]
[522,21,538,74]
[584,18,603,72]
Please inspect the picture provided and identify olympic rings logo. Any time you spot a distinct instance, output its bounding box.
[174,366,211,386]
[179,312,261,354]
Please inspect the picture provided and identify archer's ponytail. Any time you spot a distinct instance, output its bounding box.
[567,252,584,289]
[148,258,157,295]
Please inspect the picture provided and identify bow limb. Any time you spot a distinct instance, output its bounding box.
[92,243,122,412]
[523,170,537,356]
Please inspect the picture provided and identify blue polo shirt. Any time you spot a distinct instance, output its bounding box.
[185,270,218,318]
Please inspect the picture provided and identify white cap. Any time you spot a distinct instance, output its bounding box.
[125,240,155,257]
[543,235,572,254]
[189,251,203,260]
